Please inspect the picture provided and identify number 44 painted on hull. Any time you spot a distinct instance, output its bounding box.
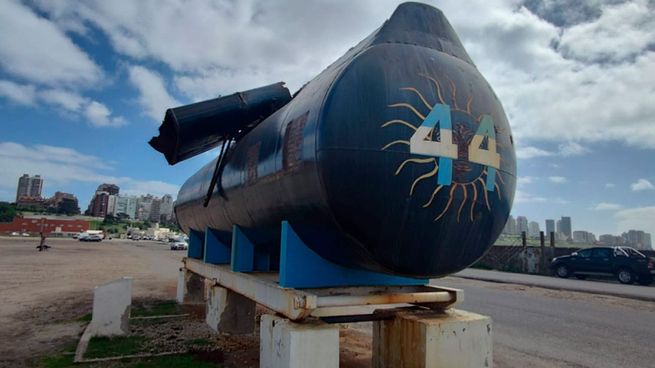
[409,103,500,192]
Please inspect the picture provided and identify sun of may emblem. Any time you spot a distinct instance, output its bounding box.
[381,74,506,223]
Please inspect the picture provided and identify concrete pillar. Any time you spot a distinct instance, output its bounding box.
[260,314,339,368]
[90,277,132,336]
[177,268,205,304]
[206,285,255,335]
[176,268,185,304]
[373,309,492,368]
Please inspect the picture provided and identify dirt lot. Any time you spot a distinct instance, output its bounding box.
[0,237,183,365]
[0,237,373,367]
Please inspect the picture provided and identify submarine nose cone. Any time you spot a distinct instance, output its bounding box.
[317,3,516,277]
[374,2,474,65]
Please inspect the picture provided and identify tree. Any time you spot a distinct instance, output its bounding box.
[0,202,16,223]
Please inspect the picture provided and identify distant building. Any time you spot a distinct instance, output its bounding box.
[516,216,528,235]
[97,183,119,195]
[572,230,596,243]
[622,230,652,250]
[0,216,89,235]
[45,191,80,215]
[87,184,120,217]
[599,234,624,245]
[137,194,154,221]
[159,194,174,221]
[545,219,555,238]
[113,196,138,219]
[149,197,161,222]
[528,221,540,238]
[15,174,43,202]
[560,216,572,241]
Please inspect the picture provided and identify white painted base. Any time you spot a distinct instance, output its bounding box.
[373,309,493,368]
[90,277,133,336]
[260,314,339,368]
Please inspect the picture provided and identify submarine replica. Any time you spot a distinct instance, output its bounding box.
[150,2,516,279]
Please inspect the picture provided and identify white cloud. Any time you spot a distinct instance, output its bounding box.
[0,141,178,202]
[128,65,180,122]
[0,79,36,105]
[592,202,623,211]
[40,89,87,112]
[19,0,655,150]
[84,101,126,127]
[549,176,567,183]
[558,141,589,156]
[0,0,102,87]
[615,206,655,237]
[605,183,615,188]
[517,176,535,185]
[558,1,655,64]
[514,189,547,203]
[630,178,654,191]
[515,146,553,159]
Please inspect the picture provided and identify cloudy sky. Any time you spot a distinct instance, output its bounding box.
[0,0,653,237]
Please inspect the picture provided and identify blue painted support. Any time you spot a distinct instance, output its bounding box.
[279,221,427,288]
[230,225,271,272]
[204,228,231,264]
[188,229,204,260]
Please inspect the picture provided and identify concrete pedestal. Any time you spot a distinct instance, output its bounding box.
[206,285,255,334]
[177,268,205,304]
[260,314,339,368]
[90,277,132,336]
[373,309,492,368]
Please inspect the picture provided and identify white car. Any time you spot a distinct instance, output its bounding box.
[170,241,188,250]
[10,232,19,236]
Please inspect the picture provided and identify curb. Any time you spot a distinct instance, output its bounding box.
[451,274,655,303]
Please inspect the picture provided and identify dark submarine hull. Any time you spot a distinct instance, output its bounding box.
[173,2,517,278]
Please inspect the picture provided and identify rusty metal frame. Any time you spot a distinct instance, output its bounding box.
[184,258,462,321]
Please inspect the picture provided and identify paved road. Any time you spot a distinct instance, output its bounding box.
[454,268,655,301]
[436,277,655,368]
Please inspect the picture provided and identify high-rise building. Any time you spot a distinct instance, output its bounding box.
[622,230,652,250]
[149,197,162,222]
[573,230,596,243]
[516,216,528,234]
[159,194,174,221]
[97,183,119,195]
[15,174,43,202]
[87,183,119,217]
[599,234,623,245]
[560,216,572,240]
[45,191,80,215]
[137,194,154,221]
[113,196,138,219]
[528,221,540,238]
[545,219,554,235]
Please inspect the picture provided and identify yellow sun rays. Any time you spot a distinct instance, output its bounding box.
[381,74,505,223]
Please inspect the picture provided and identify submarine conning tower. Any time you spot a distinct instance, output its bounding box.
[150,2,516,278]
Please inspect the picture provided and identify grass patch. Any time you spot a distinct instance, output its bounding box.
[131,300,180,317]
[129,354,219,368]
[39,343,77,368]
[85,336,145,359]
[40,354,75,368]
[77,313,92,322]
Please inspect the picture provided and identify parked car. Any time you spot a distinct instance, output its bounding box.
[550,246,654,285]
[170,241,188,251]
[80,235,102,242]
[10,232,19,236]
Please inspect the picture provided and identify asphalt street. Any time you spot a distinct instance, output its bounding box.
[454,268,655,301]
[436,276,655,368]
